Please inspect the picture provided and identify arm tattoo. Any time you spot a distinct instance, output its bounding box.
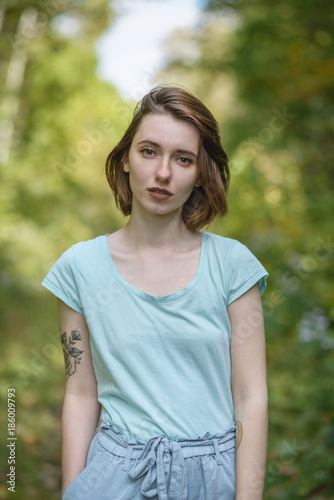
[235,420,243,451]
[61,330,84,380]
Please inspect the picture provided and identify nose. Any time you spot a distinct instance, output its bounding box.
[155,156,171,182]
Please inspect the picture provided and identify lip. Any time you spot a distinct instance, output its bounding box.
[148,187,173,195]
[147,187,173,200]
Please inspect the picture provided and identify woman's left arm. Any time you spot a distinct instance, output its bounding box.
[228,283,268,500]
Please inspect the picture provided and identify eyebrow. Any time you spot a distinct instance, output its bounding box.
[137,139,198,158]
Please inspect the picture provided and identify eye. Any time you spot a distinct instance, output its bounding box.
[140,148,156,157]
[177,156,193,166]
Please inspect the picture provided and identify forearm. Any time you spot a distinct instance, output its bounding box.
[234,397,268,500]
[61,392,101,495]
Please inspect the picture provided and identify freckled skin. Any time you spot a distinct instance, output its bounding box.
[123,113,201,219]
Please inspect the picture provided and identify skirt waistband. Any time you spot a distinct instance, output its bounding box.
[98,421,236,460]
[93,421,236,500]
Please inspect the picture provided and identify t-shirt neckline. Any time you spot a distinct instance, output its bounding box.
[102,230,208,302]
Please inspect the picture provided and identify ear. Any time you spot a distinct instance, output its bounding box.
[194,167,201,188]
[122,156,129,173]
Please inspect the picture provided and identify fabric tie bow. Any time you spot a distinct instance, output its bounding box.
[128,434,188,500]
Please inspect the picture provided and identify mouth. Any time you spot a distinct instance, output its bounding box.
[148,188,173,195]
[147,187,173,200]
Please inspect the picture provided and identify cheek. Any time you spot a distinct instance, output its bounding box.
[182,172,200,192]
[127,164,148,190]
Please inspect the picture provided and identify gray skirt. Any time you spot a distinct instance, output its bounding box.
[62,421,236,500]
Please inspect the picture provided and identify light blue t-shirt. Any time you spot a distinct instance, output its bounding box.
[42,230,268,440]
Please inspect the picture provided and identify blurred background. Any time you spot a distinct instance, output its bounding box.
[0,0,333,498]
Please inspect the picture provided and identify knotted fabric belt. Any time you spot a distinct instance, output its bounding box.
[98,422,236,500]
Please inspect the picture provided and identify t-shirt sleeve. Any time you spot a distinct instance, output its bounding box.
[227,240,268,306]
[41,246,83,314]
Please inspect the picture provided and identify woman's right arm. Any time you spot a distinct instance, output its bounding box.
[57,298,101,496]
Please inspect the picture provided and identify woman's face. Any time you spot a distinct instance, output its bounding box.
[123,113,201,218]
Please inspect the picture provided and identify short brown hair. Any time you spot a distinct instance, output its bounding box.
[105,85,230,232]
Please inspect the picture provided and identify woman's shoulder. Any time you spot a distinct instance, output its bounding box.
[204,230,242,252]
[204,231,262,266]
[59,234,107,264]
[71,233,106,250]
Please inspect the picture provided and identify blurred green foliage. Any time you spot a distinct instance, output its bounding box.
[0,1,129,498]
[160,0,334,497]
[0,0,333,498]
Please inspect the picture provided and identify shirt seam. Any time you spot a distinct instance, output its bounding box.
[228,269,268,306]
[70,245,83,310]
[225,239,238,299]
[41,278,83,314]
[103,232,207,303]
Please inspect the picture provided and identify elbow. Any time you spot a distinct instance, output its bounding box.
[233,386,268,414]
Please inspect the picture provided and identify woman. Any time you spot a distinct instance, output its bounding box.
[42,85,268,500]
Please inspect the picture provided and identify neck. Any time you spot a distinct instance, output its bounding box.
[122,204,196,252]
